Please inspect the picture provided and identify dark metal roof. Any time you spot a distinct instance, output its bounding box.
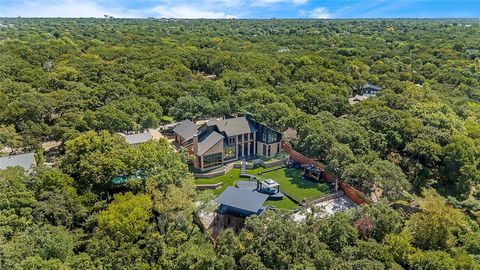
[197,131,224,156]
[173,120,197,141]
[217,187,269,215]
[121,132,153,145]
[207,116,257,137]
[0,153,36,171]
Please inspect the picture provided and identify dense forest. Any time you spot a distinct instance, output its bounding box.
[0,18,479,269]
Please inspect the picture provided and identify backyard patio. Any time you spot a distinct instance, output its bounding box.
[194,166,333,210]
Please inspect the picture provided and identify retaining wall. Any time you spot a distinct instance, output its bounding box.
[195,182,223,190]
[199,158,287,178]
[194,163,234,179]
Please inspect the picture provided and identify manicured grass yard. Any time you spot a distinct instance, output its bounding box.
[195,166,332,210]
[260,168,332,203]
[194,168,242,195]
[265,197,298,209]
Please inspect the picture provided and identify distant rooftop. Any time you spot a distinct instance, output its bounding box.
[120,132,153,145]
[0,152,36,171]
[173,119,197,141]
[362,83,382,91]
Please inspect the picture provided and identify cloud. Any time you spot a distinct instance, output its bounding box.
[308,7,331,19]
[253,0,308,6]
[151,5,236,19]
[0,0,140,18]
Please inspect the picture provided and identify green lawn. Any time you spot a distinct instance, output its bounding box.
[265,197,298,209]
[260,168,331,203]
[160,115,174,123]
[194,168,242,195]
[195,166,331,210]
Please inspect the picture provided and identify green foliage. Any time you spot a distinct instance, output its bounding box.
[0,18,480,269]
[97,192,152,242]
[317,212,358,252]
[407,190,471,251]
[59,131,137,194]
[409,250,456,270]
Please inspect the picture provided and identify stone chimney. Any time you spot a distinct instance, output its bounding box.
[193,133,199,154]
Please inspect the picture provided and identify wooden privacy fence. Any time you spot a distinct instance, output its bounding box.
[281,140,373,205]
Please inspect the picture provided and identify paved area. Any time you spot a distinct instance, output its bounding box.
[292,195,356,222]
[149,128,164,141]
[236,180,257,190]
[42,141,62,151]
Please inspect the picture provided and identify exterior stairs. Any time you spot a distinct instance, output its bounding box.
[240,159,246,175]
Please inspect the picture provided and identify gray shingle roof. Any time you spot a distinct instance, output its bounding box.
[0,153,36,171]
[197,131,224,156]
[207,116,256,137]
[121,132,153,145]
[173,120,197,141]
[217,187,269,215]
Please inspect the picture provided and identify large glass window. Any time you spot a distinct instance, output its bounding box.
[256,124,281,144]
[203,153,222,168]
[224,145,236,160]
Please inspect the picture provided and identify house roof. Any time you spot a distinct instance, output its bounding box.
[121,132,153,145]
[0,153,36,171]
[217,187,269,215]
[197,131,224,156]
[207,116,257,137]
[173,120,197,141]
[362,83,382,91]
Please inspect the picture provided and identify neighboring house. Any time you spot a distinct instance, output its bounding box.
[172,119,197,146]
[214,186,269,232]
[349,83,383,105]
[360,83,382,96]
[0,152,36,172]
[119,132,153,147]
[173,114,282,171]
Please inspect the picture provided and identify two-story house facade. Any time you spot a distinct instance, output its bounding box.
[173,114,282,171]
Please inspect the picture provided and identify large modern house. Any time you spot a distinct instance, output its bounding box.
[173,114,282,171]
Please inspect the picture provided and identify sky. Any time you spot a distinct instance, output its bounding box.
[0,0,479,19]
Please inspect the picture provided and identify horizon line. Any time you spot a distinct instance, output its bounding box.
[1,17,480,20]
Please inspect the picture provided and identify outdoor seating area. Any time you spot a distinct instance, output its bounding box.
[235,179,285,200]
[302,164,324,181]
